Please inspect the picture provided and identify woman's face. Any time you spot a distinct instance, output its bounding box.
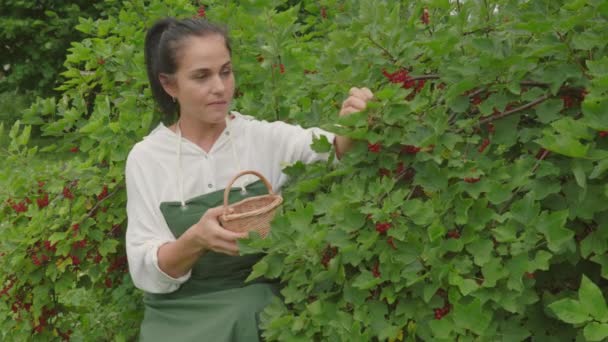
[162,34,235,125]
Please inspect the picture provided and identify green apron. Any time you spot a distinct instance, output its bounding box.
[139,180,280,342]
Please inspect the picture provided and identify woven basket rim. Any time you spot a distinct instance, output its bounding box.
[223,170,276,211]
[221,194,283,222]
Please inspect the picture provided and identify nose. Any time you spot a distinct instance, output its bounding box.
[210,73,225,95]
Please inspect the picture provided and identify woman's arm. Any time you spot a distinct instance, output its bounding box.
[126,151,246,293]
[157,206,246,278]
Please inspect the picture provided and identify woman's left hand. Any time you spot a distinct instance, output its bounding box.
[339,87,374,116]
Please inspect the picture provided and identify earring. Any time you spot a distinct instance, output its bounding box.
[172,97,176,103]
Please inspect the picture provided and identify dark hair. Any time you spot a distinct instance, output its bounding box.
[144,17,231,118]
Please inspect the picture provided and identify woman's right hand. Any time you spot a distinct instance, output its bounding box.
[187,206,248,256]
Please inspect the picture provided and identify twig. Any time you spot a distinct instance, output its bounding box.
[367,34,398,64]
[408,74,440,81]
[83,186,123,220]
[463,27,494,36]
[478,94,551,125]
[531,149,550,173]
[520,80,549,88]
[468,87,488,99]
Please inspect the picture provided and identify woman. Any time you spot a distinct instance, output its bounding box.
[125,17,373,341]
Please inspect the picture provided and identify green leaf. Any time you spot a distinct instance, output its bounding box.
[454,197,473,225]
[579,275,608,322]
[549,298,590,324]
[17,125,31,146]
[582,97,608,130]
[580,231,608,259]
[310,134,332,153]
[535,210,573,253]
[486,181,513,205]
[572,159,587,189]
[551,118,593,140]
[264,253,285,279]
[98,239,118,256]
[9,120,22,142]
[402,199,434,226]
[584,322,608,341]
[467,239,493,266]
[481,257,509,287]
[536,132,589,158]
[510,192,539,225]
[428,316,454,339]
[246,258,268,282]
[352,270,383,290]
[427,220,446,243]
[589,159,608,179]
[452,298,491,335]
[414,162,448,192]
[535,99,563,124]
[592,254,608,280]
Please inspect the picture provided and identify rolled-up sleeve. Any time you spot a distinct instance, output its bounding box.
[125,151,191,294]
[253,120,335,187]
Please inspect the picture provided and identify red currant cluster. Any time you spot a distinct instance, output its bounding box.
[62,186,74,200]
[382,68,426,96]
[6,198,28,213]
[446,229,461,239]
[375,222,392,234]
[367,142,381,153]
[320,245,338,268]
[371,261,381,278]
[401,145,421,154]
[379,162,407,179]
[386,236,397,250]
[434,303,452,320]
[29,240,57,266]
[197,6,206,18]
[421,7,430,25]
[478,138,490,153]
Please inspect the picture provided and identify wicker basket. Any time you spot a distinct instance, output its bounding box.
[219,170,283,238]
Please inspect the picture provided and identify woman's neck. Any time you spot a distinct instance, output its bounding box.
[173,115,227,153]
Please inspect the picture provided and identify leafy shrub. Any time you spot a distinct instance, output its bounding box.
[0,0,112,96]
[1,0,607,341]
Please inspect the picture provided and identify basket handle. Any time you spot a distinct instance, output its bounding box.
[223,170,275,212]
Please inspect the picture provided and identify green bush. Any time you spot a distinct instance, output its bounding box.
[0,0,113,97]
[1,0,607,341]
[0,90,32,147]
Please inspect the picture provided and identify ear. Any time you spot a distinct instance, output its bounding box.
[159,73,177,99]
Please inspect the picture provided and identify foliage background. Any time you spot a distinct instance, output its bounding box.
[1,0,607,341]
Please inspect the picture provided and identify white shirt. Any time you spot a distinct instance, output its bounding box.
[125,112,335,293]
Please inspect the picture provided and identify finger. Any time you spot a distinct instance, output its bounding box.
[220,241,241,256]
[349,87,373,101]
[349,87,370,100]
[361,87,374,100]
[340,105,359,116]
[209,239,240,256]
[348,87,360,97]
[343,96,367,111]
[205,206,225,219]
[214,225,249,241]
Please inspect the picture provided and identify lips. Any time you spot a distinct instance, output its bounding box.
[208,100,227,106]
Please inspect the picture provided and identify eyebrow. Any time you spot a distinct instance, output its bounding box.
[189,61,232,74]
